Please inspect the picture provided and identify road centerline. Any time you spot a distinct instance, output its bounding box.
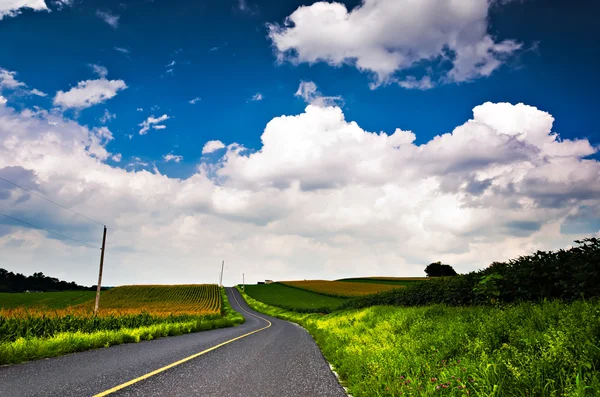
[93,289,271,397]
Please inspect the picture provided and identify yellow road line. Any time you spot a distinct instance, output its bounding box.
[93,289,271,397]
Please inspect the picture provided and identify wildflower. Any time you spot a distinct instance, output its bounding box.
[442,384,448,389]
[431,378,437,382]
[458,385,464,389]
[452,375,455,379]
[436,386,441,390]
[457,359,461,363]
[457,378,461,382]
[400,376,405,379]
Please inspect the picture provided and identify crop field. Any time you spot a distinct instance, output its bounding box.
[280,280,401,297]
[338,277,429,286]
[76,284,222,315]
[0,285,243,365]
[0,291,96,309]
[243,283,347,312]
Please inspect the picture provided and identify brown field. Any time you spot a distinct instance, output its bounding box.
[279,280,402,298]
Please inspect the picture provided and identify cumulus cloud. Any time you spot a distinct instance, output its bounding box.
[250,93,263,101]
[189,97,201,104]
[163,153,183,163]
[138,114,169,135]
[202,140,226,154]
[53,74,127,110]
[0,0,48,20]
[96,10,119,28]
[0,95,6,105]
[111,153,122,162]
[1,85,598,285]
[268,0,522,88]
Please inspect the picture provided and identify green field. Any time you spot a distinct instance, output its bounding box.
[243,283,347,312]
[240,288,600,397]
[0,291,96,309]
[338,277,428,286]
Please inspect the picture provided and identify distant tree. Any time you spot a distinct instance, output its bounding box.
[0,268,90,292]
[425,262,458,277]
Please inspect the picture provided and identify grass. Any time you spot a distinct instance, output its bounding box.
[239,288,600,397]
[0,286,244,365]
[338,277,430,286]
[243,283,348,312]
[280,280,402,297]
[0,291,96,309]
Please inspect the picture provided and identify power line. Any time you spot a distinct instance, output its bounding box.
[0,211,101,250]
[0,176,105,227]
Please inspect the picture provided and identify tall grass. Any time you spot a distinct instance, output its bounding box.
[239,288,600,397]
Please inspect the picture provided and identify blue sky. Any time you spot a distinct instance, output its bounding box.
[1,0,598,178]
[0,0,599,285]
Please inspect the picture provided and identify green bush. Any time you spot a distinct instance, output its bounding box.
[342,237,600,309]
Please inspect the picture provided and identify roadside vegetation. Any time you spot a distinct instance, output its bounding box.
[240,238,600,396]
[0,285,244,365]
[244,283,347,312]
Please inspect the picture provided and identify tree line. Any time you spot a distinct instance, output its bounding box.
[0,268,103,292]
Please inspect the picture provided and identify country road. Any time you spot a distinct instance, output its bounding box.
[0,288,347,397]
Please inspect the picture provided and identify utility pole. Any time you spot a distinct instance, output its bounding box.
[94,225,107,315]
[242,273,245,291]
[219,260,224,287]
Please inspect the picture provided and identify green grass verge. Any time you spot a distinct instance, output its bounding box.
[0,287,244,365]
[238,287,600,397]
[0,291,96,309]
[243,283,347,313]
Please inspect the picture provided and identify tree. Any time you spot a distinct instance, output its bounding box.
[425,262,458,277]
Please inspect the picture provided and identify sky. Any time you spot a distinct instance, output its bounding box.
[0,0,599,286]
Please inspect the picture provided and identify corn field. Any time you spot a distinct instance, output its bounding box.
[0,284,222,343]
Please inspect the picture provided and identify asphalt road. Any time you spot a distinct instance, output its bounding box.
[0,288,347,397]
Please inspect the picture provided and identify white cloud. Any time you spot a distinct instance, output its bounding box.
[295,81,342,107]
[0,0,48,20]
[112,153,122,162]
[1,93,598,285]
[189,97,201,105]
[54,78,127,109]
[136,107,143,111]
[138,114,169,135]
[96,10,119,28]
[202,140,226,154]
[268,0,522,88]
[166,60,176,67]
[0,95,6,105]
[398,76,434,90]
[114,47,130,54]
[29,88,47,97]
[250,93,263,101]
[89,64,108,78]
[100,109,116,124]
[0,67,26,89]
[163,153,183,163]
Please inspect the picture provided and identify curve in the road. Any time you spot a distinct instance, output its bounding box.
[0,287,347,397]
[93,291,273,396]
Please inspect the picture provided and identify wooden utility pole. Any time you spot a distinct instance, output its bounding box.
[94,225,107,315]
[242,273,245,291]
[219,260,224,287]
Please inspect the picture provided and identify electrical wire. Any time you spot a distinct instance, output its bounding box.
[0,176,105,227]
[0,211,101,250]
